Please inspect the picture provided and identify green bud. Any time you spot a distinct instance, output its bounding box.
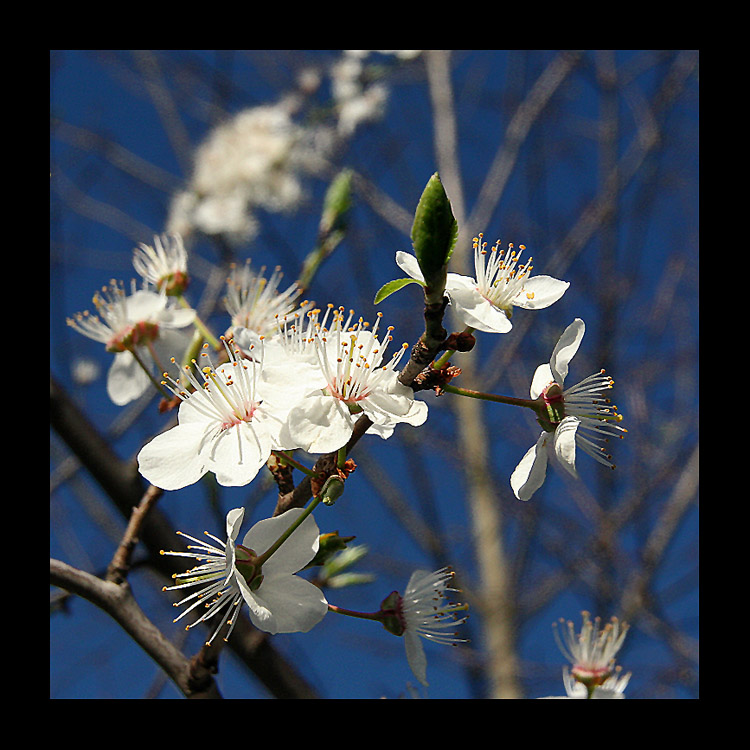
[411,173,458,302]
[320,474,345,506]
[319,169,353,236]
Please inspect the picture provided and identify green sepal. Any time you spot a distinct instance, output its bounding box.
[373,277,425,305]
[379,590,405,636]
[410,173,458,291]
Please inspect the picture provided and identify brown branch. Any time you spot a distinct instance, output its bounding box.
[107,484,164,584]
[51,558,222,699]
[50,372,319,699]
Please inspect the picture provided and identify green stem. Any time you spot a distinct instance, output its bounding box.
[272,450,319,478]
[442,383,539,411]
[327,604,384,622]
[255,495,323,567]
[130,347,171,399]
[177,294,221,350]
[336,446,347,470]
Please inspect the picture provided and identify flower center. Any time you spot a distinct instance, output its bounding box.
[106,320,160,352]
[537,382,565,431]
[473,234,533,312]
[234,544,264,591]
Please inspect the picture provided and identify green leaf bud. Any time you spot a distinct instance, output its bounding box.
[411,173,458,302]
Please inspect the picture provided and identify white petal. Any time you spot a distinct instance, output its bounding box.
[235,574,276,632]
[549,318,585,385]
[225,508,245,542]
[530,363,554,400]
[512,276,570,310]
[553,417,579,478]
[107,352,150,406]
[253,574,328,634]
[158,305,196,329]
[125,289,167,321]
[242,508,320,576]
[445,281,512,333]
[207,422,272,486]
[363,375,428,427]
[510,433,550,501]
[395,251,425,282]
[278,394,353,454]
[137,423,208,490]
[404,630,429,686]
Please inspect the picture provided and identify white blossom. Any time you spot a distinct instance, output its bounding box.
[253,306,428,455]
[161,507,328,642]
[398,567,468,687]
[224,260,300,337]
[396,233,569,334]
[137,337,295,489]
[510,318,627,501]
[132,234,189,294]
[66,280,196,406]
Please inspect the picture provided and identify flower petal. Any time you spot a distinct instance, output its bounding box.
[445,281,512,333]
[207,422,273,486]
[553,416,579,478]
[363,374,428,427]
[137,422,208,490]
[107,351,150,406]
[395,251,425,282]
[242,507,321,577]
[404,630,429,686]
[510,432,550,501]
[512,275,570,310]
[530,363,554,400]
[235,574,276,632]
[549,318,585,385]
[252,574,328,634]
[278,394,353,454]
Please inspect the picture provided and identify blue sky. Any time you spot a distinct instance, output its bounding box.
[51,50,699,699]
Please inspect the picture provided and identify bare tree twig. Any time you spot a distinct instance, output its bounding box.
[50,558,222,699]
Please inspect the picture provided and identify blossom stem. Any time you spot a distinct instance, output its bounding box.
[441,383,539,411]
[327,603,384,622]
[432,326,474,369]
[176,294,221,350]
[336,446,347,470]
[129,346,171,400]
[272,450,320,478]
[255,495,324,568]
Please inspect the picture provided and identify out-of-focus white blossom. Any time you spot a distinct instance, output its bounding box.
[330,50,420,136]
[167,101,331,243]
[224,260,300,337]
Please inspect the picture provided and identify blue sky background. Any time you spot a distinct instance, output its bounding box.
[50,50,699,699]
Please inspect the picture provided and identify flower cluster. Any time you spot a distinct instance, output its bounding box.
[65,170,630,694]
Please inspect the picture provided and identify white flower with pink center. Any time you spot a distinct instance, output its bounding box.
[67,279,196,405]
[268,307,428,454]
[137,337,293,489]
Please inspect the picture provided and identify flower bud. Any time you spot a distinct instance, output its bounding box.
[411,173,457,304]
